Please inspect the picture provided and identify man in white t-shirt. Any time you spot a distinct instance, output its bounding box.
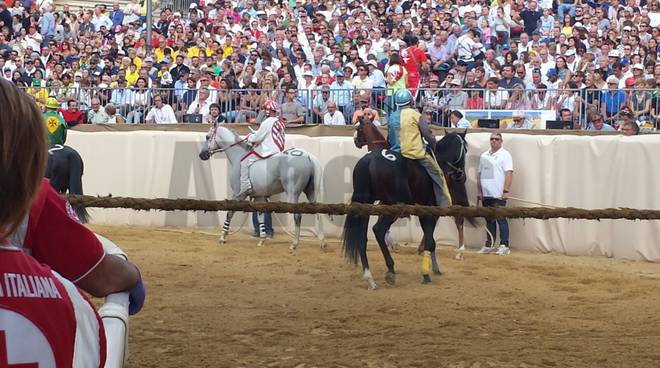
[477,133,514,256]
[145,95,178,124]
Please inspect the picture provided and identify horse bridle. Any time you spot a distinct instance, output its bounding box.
[206,123,248,156]
[443,134,467,180]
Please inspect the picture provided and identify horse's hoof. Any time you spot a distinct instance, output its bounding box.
[422,274,432,284]
[257,239,266,247]
[455,252,465,261]
[433,269,443,276]
[385,271,396,285]
[218,237,226,245]
[366,281,378,290]
[319,242,327,252]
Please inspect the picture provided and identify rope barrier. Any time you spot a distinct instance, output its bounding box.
[67,195,660,221]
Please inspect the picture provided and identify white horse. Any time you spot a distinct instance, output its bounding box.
[199,124,325,250]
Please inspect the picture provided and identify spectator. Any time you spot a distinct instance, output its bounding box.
[207,103,227,125]
[323,101,345,125]
[601,75,627,122]
[586,113,615,131]
[187,87,213,123]
[87,98,109,124]
[145,94,177,124]
[60,99,86,127]
[449,110,472,129]
[104,103,126,124]
[110,79,133,117]
[312,85,332,124]
[621,120,640,136]
[477,132,514,256]
[330,70,354,119]
[507,110,536,129]
[484,77,509,109]
[281,87,306,124]
[127,77,150,124]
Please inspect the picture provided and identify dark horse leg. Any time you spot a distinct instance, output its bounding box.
[420,215,440,284]
[372,215,398,285]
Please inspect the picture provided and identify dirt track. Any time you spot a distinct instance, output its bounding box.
[90,225,660,368]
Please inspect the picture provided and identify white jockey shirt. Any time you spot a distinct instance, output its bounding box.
[245,117,285,159]
[478,147,513,198]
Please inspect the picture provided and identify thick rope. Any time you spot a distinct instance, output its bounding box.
[66,195,660,220]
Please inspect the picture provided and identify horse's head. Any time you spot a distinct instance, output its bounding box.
[354,118,388,150]
[353,123,367,149]
[199,124,245,161]
[435,131,468,174]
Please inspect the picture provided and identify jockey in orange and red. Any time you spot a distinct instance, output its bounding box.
[399,36,429,99]
[237,99,286,198]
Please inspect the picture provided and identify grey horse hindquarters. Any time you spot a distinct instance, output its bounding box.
[246,150,315,198]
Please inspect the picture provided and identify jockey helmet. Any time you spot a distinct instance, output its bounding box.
[45,97,59,110]
[263,99,279,112]
[394,89,413,107]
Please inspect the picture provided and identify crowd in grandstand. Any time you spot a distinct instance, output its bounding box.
[0,0,659,130]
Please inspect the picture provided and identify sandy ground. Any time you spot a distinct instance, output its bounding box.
[90,225,660,368]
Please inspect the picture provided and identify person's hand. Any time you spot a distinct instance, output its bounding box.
[502,191,510,200]
[477,193,483,201]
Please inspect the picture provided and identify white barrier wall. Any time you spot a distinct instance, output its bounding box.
[66,130,660,262]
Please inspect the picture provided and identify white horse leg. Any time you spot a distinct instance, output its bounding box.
[219,211,235,245]
[317,214,326,252]
[363,268,377,290]
[256,204,267,247]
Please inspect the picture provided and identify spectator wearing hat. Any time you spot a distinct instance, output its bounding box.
[602,75,626,121]
[367,59,386,98]
[298,70,317,113]
[330,69,354,121]
[440,78,468,113]
[507,110,536,129]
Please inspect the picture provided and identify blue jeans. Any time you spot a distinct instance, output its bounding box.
[483,197,509,246]
[252,212,273,236]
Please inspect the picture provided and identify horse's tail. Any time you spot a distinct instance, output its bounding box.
[342,156,372,265]
[306,153,325,244]
[68,149,90,224]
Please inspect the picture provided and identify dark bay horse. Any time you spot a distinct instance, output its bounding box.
[347,120,470,289]
[45,145,89,223]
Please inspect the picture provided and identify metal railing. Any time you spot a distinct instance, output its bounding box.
[18,85,660,129]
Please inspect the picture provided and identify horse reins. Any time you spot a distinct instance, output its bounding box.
[207,124,249,156]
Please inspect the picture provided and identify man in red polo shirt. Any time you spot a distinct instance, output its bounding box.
[59,99,87,127]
